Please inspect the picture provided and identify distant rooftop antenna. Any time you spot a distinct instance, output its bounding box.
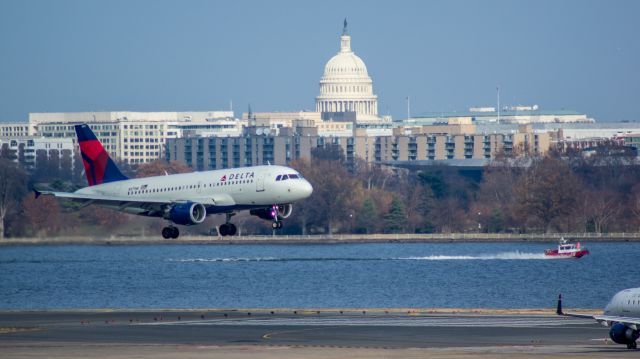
[496,86,501,122]
[407,96,411,120]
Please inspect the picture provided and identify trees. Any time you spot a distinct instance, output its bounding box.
[354,196,377,234]
[384,196,407,233]
[305,158,361,234]
[513,157,582,233]
[135,160,193,178]
[290,152,363,234]
[19,194,62,237]
[0,159,28,239]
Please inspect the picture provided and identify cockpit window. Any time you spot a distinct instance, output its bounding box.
[276,173,301,181]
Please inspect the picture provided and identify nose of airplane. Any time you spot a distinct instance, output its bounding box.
[300,179,313,198]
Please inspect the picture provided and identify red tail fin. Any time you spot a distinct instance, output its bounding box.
[75,124,128,186]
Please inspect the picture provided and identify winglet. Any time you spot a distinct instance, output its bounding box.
[556,294,563,315]
[34,188,41,199]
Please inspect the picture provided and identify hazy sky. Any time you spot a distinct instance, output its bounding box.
[1,0,638,122]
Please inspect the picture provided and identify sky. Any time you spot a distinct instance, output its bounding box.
[0,0,639,122]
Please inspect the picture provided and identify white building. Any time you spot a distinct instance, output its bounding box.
[30,111,236,164]
[405,105,591,125]
[0,136,75,171]
[0,122,31,138]
[315,21,380,123]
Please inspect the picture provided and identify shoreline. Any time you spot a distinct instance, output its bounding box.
[0,308,601,315]
[1,233,639,245]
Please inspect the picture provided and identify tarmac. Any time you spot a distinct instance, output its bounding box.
[1,309,638,358]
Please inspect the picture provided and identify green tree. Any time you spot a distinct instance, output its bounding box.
[0,159,28,238]
[355,196,378,234]
[384,196,407,233]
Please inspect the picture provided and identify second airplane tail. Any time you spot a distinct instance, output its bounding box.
[75,124,128,186]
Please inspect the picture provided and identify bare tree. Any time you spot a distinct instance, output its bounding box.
[513,157,582,233]
[135,160,193,178]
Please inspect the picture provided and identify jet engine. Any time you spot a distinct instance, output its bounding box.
[168,202,207,225]
[250,204,293,221]
[609,323,639,345]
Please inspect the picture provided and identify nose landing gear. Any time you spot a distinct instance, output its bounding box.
[272,221,283,230]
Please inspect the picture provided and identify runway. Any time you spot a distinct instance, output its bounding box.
[0,310,637,358]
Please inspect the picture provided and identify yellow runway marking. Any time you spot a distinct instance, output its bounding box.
[0,327,41,334]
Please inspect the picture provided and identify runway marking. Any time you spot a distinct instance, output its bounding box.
[137,316,595,328]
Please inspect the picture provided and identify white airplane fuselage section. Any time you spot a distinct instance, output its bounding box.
[604,288,640,317]
[75,164,312,215]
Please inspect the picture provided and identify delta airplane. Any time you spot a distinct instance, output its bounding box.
[557,288,640,349]
[35,124,313,238]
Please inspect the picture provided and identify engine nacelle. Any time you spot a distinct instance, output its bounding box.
[250,204,293,221]
[169,202,206,225]
[609,323,639,345]
[277,203,293,219]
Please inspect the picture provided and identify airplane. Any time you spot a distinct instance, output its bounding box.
[35,124,313,238]
[557,288,640,349]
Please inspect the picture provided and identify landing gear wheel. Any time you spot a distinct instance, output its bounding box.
[162,226,179,239]
[219,223,237,237]
[228,223,237,236]
[272,221,283,230]
[628,341,637,349]
[219,224,228,236]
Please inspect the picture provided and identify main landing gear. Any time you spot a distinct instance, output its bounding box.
[162,226,179,239]
[219,213,237,237]
[219,223,237,236]
[627,341,637,350]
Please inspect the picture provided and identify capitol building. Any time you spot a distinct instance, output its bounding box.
[315,21,388,124]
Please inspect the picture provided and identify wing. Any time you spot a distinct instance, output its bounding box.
[593,315,640,329]
[556,294,640,328]
[35,189,235,216]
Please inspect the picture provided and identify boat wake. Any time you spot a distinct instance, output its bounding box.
[399,251,551,261]
[169,251,553,263]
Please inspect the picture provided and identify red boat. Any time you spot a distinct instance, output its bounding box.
[544,238,589,258]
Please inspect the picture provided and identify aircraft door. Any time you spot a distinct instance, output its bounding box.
[256,174,265,192]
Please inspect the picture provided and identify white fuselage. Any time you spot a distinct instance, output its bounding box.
[75,164,312,215]
[604,288,640,317]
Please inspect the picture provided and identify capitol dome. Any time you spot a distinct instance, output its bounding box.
[316,21,379,120]
[323,48,369,77]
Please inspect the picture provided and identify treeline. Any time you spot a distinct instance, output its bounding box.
[286,145,640,235]
[1,144,639,238]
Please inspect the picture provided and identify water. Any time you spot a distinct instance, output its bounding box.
[0,242,635,310]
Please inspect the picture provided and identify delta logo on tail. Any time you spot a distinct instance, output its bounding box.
[75,124,128,186]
